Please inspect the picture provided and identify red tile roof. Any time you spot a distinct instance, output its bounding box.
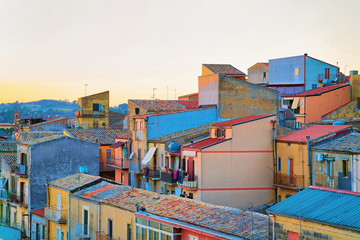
[277,125,352,143]
[182,137,228,151]
[173,100,198,109]
[129,99,186,112]
[31,208,45,217]
[203,64,246,75]
[211,115,272,127]
[66,129,126,145]
[116,133,132,140]
[296,83,349,97]
[260,62,269,66]
[109,141,125,149]
[308,186,360,197]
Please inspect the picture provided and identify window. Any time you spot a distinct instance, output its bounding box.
[82,206,89,236]
[127,224,132,240]
[277,158,281,171]
[278,195,281,203]
[56,226,61,240]
[93,120,99,128]
[108,219,113,238]
[106,150,111,162]
[21,153,26,165]
[342,159,348,177]
[215,128,225,138]
[263,72,266,79]
[189,235,199,240]
[295,68,299,76]
[121,172,125,184]
[93,103,104,111]
[326,159,334,177]
[325,68,330,79]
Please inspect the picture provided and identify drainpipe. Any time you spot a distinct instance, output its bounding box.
[306,135,312,186]
[98,202,101,234]
[271,120,277,201]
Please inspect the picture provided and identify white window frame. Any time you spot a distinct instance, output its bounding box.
[82,205,90,236]
[189,235,199,240]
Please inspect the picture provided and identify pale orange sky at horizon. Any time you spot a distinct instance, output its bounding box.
[1,0,359,106]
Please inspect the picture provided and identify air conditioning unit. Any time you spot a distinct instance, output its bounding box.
[314,153,324,162]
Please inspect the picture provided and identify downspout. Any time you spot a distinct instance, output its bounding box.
[98,202,101,234]
[306,135,312,186]
[271,120,277,201]
[68,190,71,240]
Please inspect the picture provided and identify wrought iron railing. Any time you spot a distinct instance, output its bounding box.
[15,164,27,177]
[107,158,129,170]
[44,207,67,224]
[160,172,177,184]
[275,172,305,188]
[143,168,160,179]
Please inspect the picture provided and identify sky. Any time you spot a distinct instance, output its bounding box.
[0,0,359,106]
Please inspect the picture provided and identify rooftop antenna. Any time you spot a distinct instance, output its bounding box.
[152,88,157,100]
[85,84,88,96]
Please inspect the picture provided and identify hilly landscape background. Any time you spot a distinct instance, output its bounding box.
[0,100,127,123]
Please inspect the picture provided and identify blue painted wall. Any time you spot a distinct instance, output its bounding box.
[305,56,339,90]
[0,225,21,240]
[268,55,305,85]
[147,108,217,140]
[31,214,46,240]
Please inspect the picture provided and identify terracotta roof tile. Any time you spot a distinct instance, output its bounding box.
[66,129,126,145]
[277,125,352,143]
[31,208,45,217]
[49,173,101,191]
[182,137,228,151]
[173,100,198,109]
[311,132,360,153]
[2,154,17,171]
[203,64,246,75]
[0,141,17,152]
[129,100,186,112]
[211,115,272,127]
[17,131,62,143]
[296,83,349,97]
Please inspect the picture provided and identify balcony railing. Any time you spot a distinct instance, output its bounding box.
[160,172,177,184]
[76,110,106,117]
[107,158,129,170]
[10,193,28,207]
[318,73,337,82]
[143,168,160,179]
[178,176,198,189]
[44,207,66,224]
[0,218,26,236]
[15,164,27,177]
[100,162,115,172]
[274,172,305,188]
[96,231,120,240]
[129,160,142,173]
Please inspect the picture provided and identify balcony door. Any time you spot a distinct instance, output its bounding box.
[20,182,24,204]
[187,157,194,181]
[56,193,62,219]
[288,158,294,184]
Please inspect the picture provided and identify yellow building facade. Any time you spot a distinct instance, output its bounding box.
[76,91,110,129]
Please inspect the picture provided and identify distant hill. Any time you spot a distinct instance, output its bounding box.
[0,100,127,123]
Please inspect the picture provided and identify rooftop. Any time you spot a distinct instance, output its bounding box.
[149,123,213,142]
[182,137,228,151]
[31,208,45,217]
[296,83,349,97]
[129,99,186,113]
[21,135,65,145]
[73,181,268,239]
[17,131,62,143]
[311,132,360,153]
[65,129,126,145]
[0,141,17,152]
[1,154,17,171]
[173,100,198,109]
[49,173,101,192]
[116,133,132,140]
[25,117,68,128]
[203,64,246,75]
[0,123,14,126]
[211,115,273,128]
[276,125,352,143]
[267,186,360,231]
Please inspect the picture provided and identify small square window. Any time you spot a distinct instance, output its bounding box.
[295,68,299,76]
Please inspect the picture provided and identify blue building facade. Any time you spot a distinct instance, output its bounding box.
[147,108,217,140]
[268,54,339,96]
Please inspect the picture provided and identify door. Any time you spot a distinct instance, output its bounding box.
[20,182,24,204]
[56,193,62,219]
[187,158,194,181]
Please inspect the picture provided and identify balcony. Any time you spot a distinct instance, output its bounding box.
[160,172,177,184]
[129,160,142,174]
[10,193,28,207]
[44,207,67,224]
[107,158,129,170]
[178,176,198,189]
[0,218,26,237]
[143,168,160,180]
[96,231,119,240]
[15,164,28,177]
[318,73,337,83]
[76,110,106,117]
[274,172,305,188]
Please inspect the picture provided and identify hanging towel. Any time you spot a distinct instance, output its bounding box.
[174,170,178,180]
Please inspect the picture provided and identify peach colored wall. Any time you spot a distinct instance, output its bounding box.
[247,63,268,84]
[182,229,224,240]
[198,75,219,106]
[304,85,350,124]
[198,116,276,208]
[100,145,115,171]
[115,169,129,185]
